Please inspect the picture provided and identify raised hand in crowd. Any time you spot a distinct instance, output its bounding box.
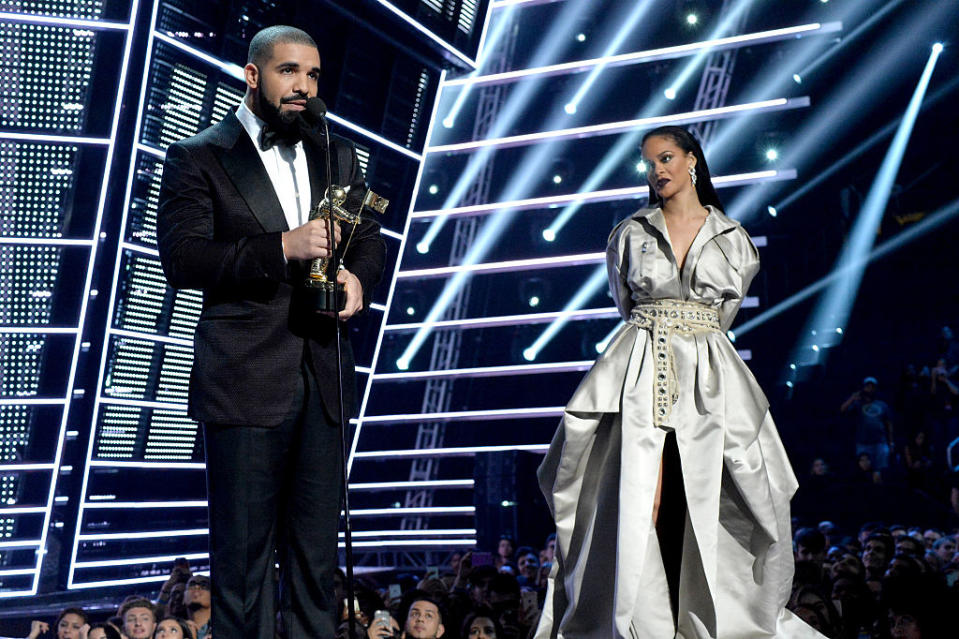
[26,621,49,639]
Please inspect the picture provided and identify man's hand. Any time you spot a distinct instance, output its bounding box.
[365,615,399,639]
[336,269,364,320]
[282,219,342,261]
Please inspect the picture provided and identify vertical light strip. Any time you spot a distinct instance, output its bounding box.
[348,70,448,476]
[67,0,157,591]
[26,0,143,598]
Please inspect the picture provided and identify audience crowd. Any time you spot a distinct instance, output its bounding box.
[15,327,959,639]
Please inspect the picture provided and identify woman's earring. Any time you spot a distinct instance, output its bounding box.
[688,166,697,186]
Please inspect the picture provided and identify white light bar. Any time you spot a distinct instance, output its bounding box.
[398,252,604,279]
[380,228,404,240]
[354,444,550,459]
[81,500,207,509]
[121,241,160,257]
[370,303,387,312]
[0,506,48,515]
[153,31,244,80]
[110,328,193,348]
[68,574,176,589]
[0,237,95,246]
[442,22,841,89]
[387,307,619,332]
[356,366,372,375]
[88,460,204,470]
[0,327,79,334]
[339,528,477,537]
[0,11,131,30]
[361,406,564,424]
[491,0,564,7]
[0,540,41,549]
[0,568,36,577]
[327,113,422,161]
[77,528,208,541]
[341,539,476,548]
[371,0,476,68]
[0,131,111,145]
[136,142,166,159]
[349,506,475,516]
[350,479,475,490]
[0,463,55,472]
[74,552,208,569]
[374,360,593,381]
[411,170,797,220]
[99,397,187,411]
[0,398,68,406]
[427,98,807,153]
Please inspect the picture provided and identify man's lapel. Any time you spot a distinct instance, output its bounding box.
[211,110,289,232]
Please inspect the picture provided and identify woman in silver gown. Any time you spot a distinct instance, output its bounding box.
[533,126,823,639]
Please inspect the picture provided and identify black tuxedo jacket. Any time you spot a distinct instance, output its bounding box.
[157,109,385,426]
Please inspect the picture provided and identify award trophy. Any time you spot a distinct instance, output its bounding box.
[303,183,388,312]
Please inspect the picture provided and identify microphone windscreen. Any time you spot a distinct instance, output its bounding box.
[306,97,327,119]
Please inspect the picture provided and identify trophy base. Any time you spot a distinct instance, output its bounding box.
[302,281,346,313]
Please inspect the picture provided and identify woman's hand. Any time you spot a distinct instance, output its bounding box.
[27,621,49,639]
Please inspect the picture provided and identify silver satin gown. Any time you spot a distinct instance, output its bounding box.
[534,206,824,639]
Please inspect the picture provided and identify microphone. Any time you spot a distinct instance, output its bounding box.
[303,97,327,125]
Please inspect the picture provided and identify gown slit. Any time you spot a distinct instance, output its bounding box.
[656,430,688,627]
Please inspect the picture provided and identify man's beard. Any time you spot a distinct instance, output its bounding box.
[255,82,302,138]
[186,601,207,612]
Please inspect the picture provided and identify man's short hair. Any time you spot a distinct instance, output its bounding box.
[247,26,317,66]
[118,597,156,622]
[795,527,826,554]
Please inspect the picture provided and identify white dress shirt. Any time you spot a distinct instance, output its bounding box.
[235,101,312,232]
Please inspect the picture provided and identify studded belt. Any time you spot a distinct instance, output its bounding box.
[628,299,721,429]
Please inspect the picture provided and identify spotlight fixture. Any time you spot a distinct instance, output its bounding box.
[636,161,647,174]
[576,33,586,42]
[767,206,778,217]
[396,357,410,371]
[765,148,779,161]
[552,175,562,184]
[564,103,577,114]
[786,381,794,388]
[428,184,439,195]
[726,330,736,342]
[520,277,549,309]
[528,296,540,308]
[542,229,556,242]
[442,116,455,128]
[932,42,943,53]
[686,14,698,25]
[416,241,430,254]
[522,348,536,362]
[792,74,802,84]
[664,87,677,100]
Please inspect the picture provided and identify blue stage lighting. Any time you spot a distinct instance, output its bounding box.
[727,330,736,342]
[542,229,556,242]
[687,14,699,26]
[767,206,778,217]
[416,241,430,254]
[932,42,943,53]
[636,161,647,173]
[552,174,563,184]
[786,381,794,388]
[529,296,540,307]
[765,148,779,161]
[396,357,410,371]
[428,184,439,195]
[793,74,802,84]
[795,42,942,357]
[523,348,537,361]
[406,306,416,316]
[664,87,677,100]
[562,1,654,117]
[576,33,586,42]
[733,196,959,340]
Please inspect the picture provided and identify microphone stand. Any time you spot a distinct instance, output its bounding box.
[317,113,359,639]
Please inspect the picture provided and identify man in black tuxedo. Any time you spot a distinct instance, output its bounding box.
[157,25,385,638]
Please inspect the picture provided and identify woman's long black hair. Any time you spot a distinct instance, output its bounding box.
[641,125,723,213]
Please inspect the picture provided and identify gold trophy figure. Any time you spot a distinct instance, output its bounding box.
[303,184,388,312]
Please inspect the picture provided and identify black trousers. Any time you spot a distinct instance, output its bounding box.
[203,359,342,639]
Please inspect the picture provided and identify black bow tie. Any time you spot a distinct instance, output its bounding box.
[260,124,301,151]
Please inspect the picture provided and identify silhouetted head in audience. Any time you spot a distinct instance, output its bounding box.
[895,535,924,558]
[86,623,122,639]
[795,527,827,566]
[468,565,498,607]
